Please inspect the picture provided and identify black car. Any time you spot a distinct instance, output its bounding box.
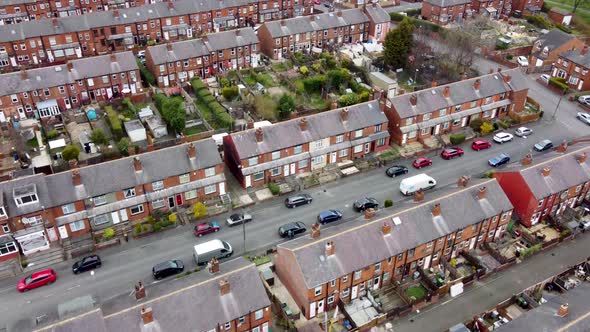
[317,210,343,224]
[72,255,102,274]
[284,193,312,208]
[353,197,379,212]
[152,260,184,280]
[534,139,553,152]
[278,222,307,238]
[386,165,409,177]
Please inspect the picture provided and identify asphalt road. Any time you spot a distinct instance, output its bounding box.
[1,69,589,330]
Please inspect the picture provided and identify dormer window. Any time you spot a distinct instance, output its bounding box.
[13,184,39,207]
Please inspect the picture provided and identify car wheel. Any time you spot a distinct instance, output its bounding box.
[22,288,29,292]
[214,228,219,232]
[74,270,79,275]
[197,233,203,237]
[47,281,53,285]
[307,199,312,204]
[97,263,102,268]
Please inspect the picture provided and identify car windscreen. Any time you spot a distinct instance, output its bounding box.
[223,241,230,250]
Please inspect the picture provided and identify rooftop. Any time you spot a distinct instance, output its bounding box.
[561,48,590,69]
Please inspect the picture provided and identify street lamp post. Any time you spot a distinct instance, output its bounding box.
[552,87,568,120]
[242,210,246,254]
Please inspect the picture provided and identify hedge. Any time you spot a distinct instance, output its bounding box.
[549,77,568,90]
[389,13,442,33]
[136,59,155,86]
[190,78,233,129]
[450,132,466,145]
[105,106,123,139]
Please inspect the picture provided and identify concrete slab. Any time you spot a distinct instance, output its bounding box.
[255,188,274,201]
[236,194,254,207]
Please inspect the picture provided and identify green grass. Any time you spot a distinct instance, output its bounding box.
[183,125,208,136]
[245,255,272,266]
[405,285,428,301]
[256,73,276,88]
[545,1,590,25]
[26,137,39,148]
[243,75,257,86]
[272,61,293,72]
[548,0,590,11]
[378,148,400,162]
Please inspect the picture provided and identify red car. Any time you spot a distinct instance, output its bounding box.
[471,139,492,151]
[194,221,221,237]
[314,0,321,4]
[440,147,465,160]
[18,269,57,292]
[412,157,432,169]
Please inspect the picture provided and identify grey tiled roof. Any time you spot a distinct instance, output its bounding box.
[533,29,575,56]
[0,52,138,96]
[561,48,590,69]
[278,179,513,289]
[263,8,370,38]
[229,100,388,160]
[0,140,222,218]
[498,141,590,200]
[390,68,528,119]
[424,0,471,6]
[549,7,571,15]
[146,27,258,65]
[363,4,390,24]
[0,0,36,5]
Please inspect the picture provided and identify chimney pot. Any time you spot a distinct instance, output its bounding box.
[557,303,569,317]
[556,140,568,153]
[280,20,286,26]
[364,208,376,220]
[235,29,241,36]
[113,9,119,18]
[497,68,502,72]
[457,175,470,187]
[187,142,197,159]
[336,10,342,16]
[542,167,551,177]
[521,153,533,166]
[219,278,230,295]
[71,169,81,186]
[473,79,481,91]
[67,62,74,72]
[431,203,441,216]
[208,257,220,273]
[382,221,391,235]
[410,94,417,106]
[489,68,494,74]
[20,69,27,80]
[247,119,254,129]
[577,152,587,164]
[477,186,487,199]
[442,86,450,98]
[582,46,588,56]
[325,241,335,256]
[340,108,349,122]
[166,43,173,51]
[135,281,146,300]
[309,15,315,21]
[133,157,142,172]
[310,223,321,238]
[52,18,58,28]
[461,72,467,80]
[413,190,424,202]
[431,80,437,88]
[502,74,512,83]
[168,0,174,9]
[141,307,154,325]
[110,54,117,63]
[255,127,263,142]
[298,117,308,131]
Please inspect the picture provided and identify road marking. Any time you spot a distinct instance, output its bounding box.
[66,285,80,291]
[43,292,56,298]
[556,308,590,332]
[0,287,14,294]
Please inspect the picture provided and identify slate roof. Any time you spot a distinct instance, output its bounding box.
[561,48,590,69]
[35,258,271,332]
[549,7,572,15]
[496,282,590,332]
[0,0,35,5]
[0,140,222,217]
[423,0,471,7]
[363,4,390,24]
[263,8,370,38]
[228,100,388,160]
[0,52,137,96]
[533,29,575,59]
[278,179,513,289]
[497,141,590,200]
[389,68,529,119]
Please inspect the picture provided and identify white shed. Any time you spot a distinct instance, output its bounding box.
[124,119,147,143]
[145,116,168,139]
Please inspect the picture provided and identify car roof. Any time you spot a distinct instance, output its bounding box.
[31,269,53,278]
[539,139,551,144]
[474,139,488,143]
[154,261,176,270]
[319,210,337,217]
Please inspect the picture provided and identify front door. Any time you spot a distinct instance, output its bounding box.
[46,227,58,242]
[364,143,370,154]
[262,322,269,332]
[469,237,476,250]
[245,175,252,188]
[309,301,316,318]
[434,124,440,135]
[351,285,358,299]
[111,211,120,225]
[219,182,226,195]
[283,164,289,176]
[120,208,129,222]
[424,255,432,269]
[290,163,296,174]
[175,194,183,206]
[58,225,69,239]
[168,196,175,208]
[373,276,380,290]
[317,299,325,314]
[330,152,337,164]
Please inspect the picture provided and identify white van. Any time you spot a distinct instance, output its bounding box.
[193,239,233,265]
[399,173,437,196]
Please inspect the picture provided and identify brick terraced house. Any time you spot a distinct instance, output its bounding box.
[529,29,584,68]
[145,27,260,87]
[223,100,390,188]
[494,140,590,227]
[0,52,140,121]
[421,0,473,25]
[0,140,225,260]
[0,0,312,70]
[275,178,513,319]
[552,46,590,91]
[383,68,529,146]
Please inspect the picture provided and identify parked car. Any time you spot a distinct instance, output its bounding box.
[353,198,379,212]
[72,255,102,274]
[318,210,343,224]
[226,213,252,226]
[516,56,529,67]
[540,74,550,84]
[493,132,514,144]
[284,193,312,208]
[471,139,492,151]
[577,112,590,125]
[152,260,184,280]
[323,2,333,8]
[193,240,233,265]
[136,50,146,59]
[514,126,533,137]
[488,153,511,167]
[534,139,554,152]
[278,222,307,238]
[194,221,221,237]
[440,147,464,159]
[18,269,57,292]
[399,173,436,196]
[314,0,321,3]
[412,157,432,169]
[578,95,590,106]
[385,165,409,177]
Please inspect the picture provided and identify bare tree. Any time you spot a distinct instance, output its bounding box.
[572,0,588,13]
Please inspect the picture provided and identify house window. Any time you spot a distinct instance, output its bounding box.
[327,294,335,304]
[272,151,281,160]
[294,145,303,154]
[488,230,495,237]
[61,203,76,215]
[179,173,190,184]
[339,149,348,157]
[69,220,85,232]
[238,316,245,327]
[271,167,281,176]
[130,204,144,215]
[152,180,164,191]
[423,113,431,121]
[456,229,463,238]
[255,309,263,320]
[330,279,336,287]
[374,124,382,132]
[94,195,107,206]
[224,322,231,330]
[354,270,362,280]
[377,138,386,146]
[406,118,414,125]
[249,157,258,166]
[501,212,509,221]
[439,109,447,116]
[426,241,433,248]
[342,288,350,297]
[354,129,363,138]
[432,253,439,261]
[205,167,216,178]
[253,172,264,181]
[0,242,17,256]
[375,262,381,271]
[453,119,461,126]
[420,128,429,135]
[1,224,9,233]
[408,248,415,258]
[93,214,109,226]
[15,193,38,206]
[124,188,136,198]
[314,286,322,296]
[576,184,582,193]
[353,145,363,153]
[152,199,166,209]
[185,190,197,200]
[205,184,217,195]
[383,272,390,281]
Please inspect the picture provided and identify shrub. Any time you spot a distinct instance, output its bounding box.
[193,202,207,218]
[153,222,162,232]
[116,137,131,156]
[450,258,457,268]
[153,93,186,133]
[147,215,156,225]
[136,59,156,86]
[221,86,239,100]
[549,77,568,90]
[46,129,59,140]
[526,15,553,30]
[105,106,123,139]
[190,78,234,129]
[300,66,309,75]
[103,228,115,241]
[483,170,495,178]
[168,213,177,223]
[62,145,80,161]
[480,121,495,135]
[556,25,572,33]
[142,224,149,232]
[384,200,393,208]
[338,93,359,107]
[89,128,109,146]
[220,78,231,88]
[278,94,295,120]
[560,229,572,237]
[470,118,484,132]
[134,223,143,235]
[506,54,514,60]
[268,182,280,195]
[450,132,466,145]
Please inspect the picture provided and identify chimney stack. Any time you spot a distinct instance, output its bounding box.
[489,68,494,74]
[431,203,441,217]
[141,307,154,325]
[542,167,551,177]
[166,43,173,51]
[255,127,263,142]
[382,221,391,235]
[247,119,254,129]
[310,15,315,21]
[280,20,286,26]
[521,153,533,166]
[208,258,219,273]
[414,190,424,202]
[577,152,587,164]
[20,69,27,80]
[325,241,335,256]
[431,80,437,88]
[67,62,74,72]
[364,208,376,220]
[556,140,568,153]
[310,223,321,238]
[69,159,78,169]
[113,9,119,18]
[457,175,470,188]
[52,18,59,28]
[299,117,308,131]
[336,10,342,17]
[219,279,230,295]
[410,94,417,106]
[168,0,174,9]
[582,46,589,56]
[133,157,142,172]
[473,79,481,91]
[110,54,117,63]
[461,72,467,80]
[187,142,197,159]
[340,108,349,122]
[442,86,450,98]
[502,74,512,83]
[477,186,487,200]
[557,303,569,317]
[71,169,82,186]
[497,67,502,73]
[135,282,146,300]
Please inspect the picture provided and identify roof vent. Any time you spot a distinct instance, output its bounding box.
[54,66,62,72]
[431,90,436,95]
[392,217,402,225]
[123,13,127,18]
[494,75,498,79]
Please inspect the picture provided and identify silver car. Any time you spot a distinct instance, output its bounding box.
[226,213,253,226]
[577,112,590,125]
[514,127,533,137]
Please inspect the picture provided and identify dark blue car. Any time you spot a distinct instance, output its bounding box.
[488,153,510,167]
[317,210,343,225]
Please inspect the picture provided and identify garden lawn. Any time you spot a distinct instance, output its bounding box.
[183,125,208,136]
[405,285,428,301]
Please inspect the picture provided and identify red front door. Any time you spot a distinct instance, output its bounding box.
[175,194,183,206]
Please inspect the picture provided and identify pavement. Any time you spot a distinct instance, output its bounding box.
[1,58,590,330]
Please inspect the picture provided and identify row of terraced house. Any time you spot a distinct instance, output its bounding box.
[421,0,544,25]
